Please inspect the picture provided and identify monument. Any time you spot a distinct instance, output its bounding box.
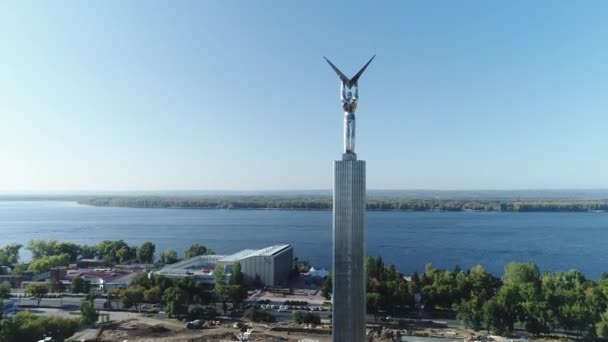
[325,55,375,342]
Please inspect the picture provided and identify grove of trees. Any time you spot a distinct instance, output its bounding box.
[322,258,608,338]
[0,239,209,278]
[184,243,214,259]
[0,311,79,342]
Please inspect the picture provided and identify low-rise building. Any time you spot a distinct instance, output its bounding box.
[218,244,293,287]
[70,266,145,291]
[152,244,293,287]
[152,255,223,285]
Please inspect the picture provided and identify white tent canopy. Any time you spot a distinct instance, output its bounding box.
[308,267,329,278]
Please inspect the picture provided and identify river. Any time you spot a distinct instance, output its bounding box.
[0,200,606,278]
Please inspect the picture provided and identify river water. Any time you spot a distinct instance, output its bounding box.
[0,201,606,278]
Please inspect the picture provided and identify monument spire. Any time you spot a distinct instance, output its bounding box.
[325,56,373,342]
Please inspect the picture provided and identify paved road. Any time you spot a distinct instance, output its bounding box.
[13,296,462,330]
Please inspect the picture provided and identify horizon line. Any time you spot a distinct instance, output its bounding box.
[2,188,608,195]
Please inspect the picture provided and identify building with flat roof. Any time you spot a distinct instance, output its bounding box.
[218,244,293,287]
[65,266,146,291]
[152,255,223,285]
[153,244,293,287]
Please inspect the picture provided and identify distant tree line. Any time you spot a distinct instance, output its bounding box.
[79,196,608,212]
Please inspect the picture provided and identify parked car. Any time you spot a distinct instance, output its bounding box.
[186,320,203,329]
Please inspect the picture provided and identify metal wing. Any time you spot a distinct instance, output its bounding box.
[350,55,375,86]
[324,56,351,87]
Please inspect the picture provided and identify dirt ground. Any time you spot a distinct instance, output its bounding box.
[91,317,478,342]
[72,310,576,342]
[94,318,332,341]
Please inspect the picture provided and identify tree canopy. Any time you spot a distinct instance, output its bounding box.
[0,244,22,266]
[160,248,179,264]
[137,241,155,263]
[184,243,213,259]
[0,311,79,342]
[28,254,70,273]
[26,283,48,306]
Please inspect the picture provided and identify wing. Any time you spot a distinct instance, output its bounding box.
[349,55,375,86]
[324,56,351,87]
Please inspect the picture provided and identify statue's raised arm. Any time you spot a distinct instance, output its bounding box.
[324,55,375,155]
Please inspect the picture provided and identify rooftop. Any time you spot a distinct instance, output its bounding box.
[219,244,292,262]
[154,255,225,277]
[70,266,145,283]
[153,244,292,278]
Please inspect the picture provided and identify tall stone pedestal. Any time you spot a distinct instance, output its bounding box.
[332,152,366,342]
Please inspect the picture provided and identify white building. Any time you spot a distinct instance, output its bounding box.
[153,244,293,287]
[218,244,293,287]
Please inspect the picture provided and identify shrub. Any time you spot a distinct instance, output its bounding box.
[187,306,218,321]
[292,311,320,325]
[244,309,276,323]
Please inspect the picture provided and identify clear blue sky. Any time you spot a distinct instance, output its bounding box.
[2,1,608,191]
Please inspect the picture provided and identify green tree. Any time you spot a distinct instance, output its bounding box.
[71,276,91,294]
[11,263,28,275]
[80,300,98,325]
[107,288,121,310]
[129,272,153,289]
[86,290,97,303]
[367,292,383,321]
[27,240,81,262]
[184,243,209,259]
[322,274,332,299]
[293,310,304,324]
[160,248,179,264]
[243,308,276,322]
[483,299,501,334]
[0,311,79,342]
[28,254,70,273]
[597,310,608,338]
[503,262,540,285]
[28,240,60,259]
[0,281,11,320]
[144,286,162,303]
[116,246,135,264]
[0,244,22,266]
[230,262,244,286]
[151,274,174,294]
[120,286,145,311]
[227,285,248,308]
[26,283,48,306]
[137,241,155,263]
[456,296,485,330]
[0,281,11,300]
[213,266,229,314]
[162,286,187,318]
[303,312,321,325]
[468,265,500,301]
[176,278,198,306]
[486,284,522,334]
[94,240,135,263]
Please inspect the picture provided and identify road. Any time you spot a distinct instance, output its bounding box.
[13,296,462,330]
